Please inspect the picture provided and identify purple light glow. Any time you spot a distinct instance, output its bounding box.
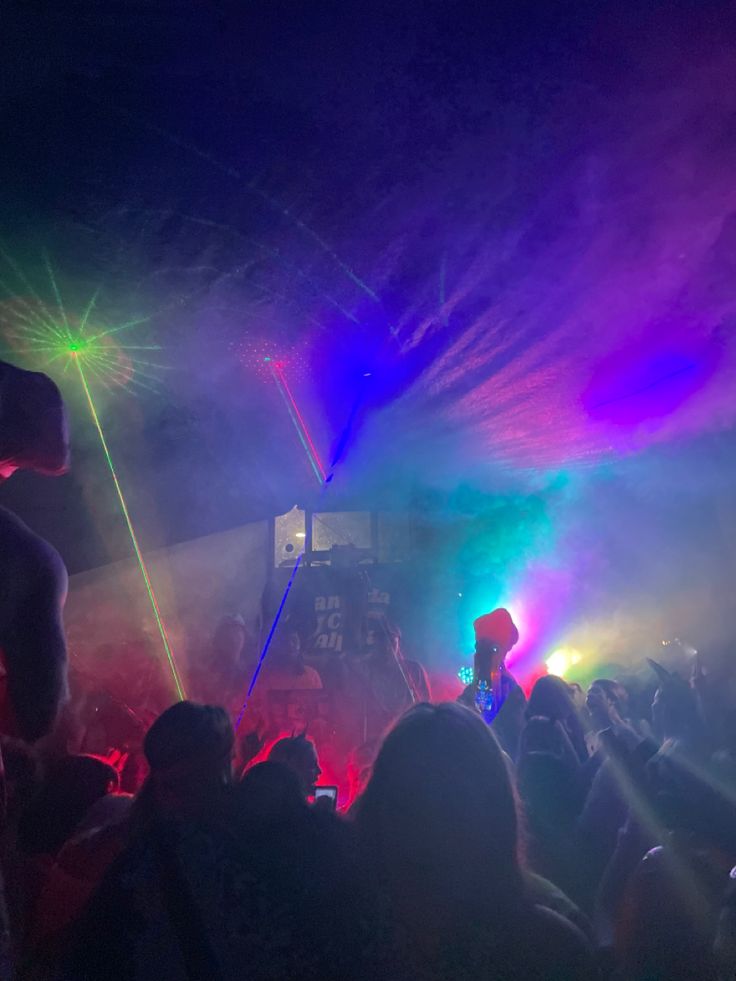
[582,332,722,429]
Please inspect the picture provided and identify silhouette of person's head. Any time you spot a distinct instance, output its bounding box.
[270,624,303,672]
[368,618,401,662]
[586,678,627,729]
[212,615,248,666]
[237,761,306,823]
[142,701,234,814]
[649,664,702,744]
[0,360,69,480]
[527,675,577,722]
[268,733,322,798]
[527,675,588,763]
[356,702,523,925]
[18,754,118,856]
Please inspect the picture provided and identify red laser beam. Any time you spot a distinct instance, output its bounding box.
[269,364,323,483]
[272,362,327,481]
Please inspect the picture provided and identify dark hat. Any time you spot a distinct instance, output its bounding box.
[0,360,69,475]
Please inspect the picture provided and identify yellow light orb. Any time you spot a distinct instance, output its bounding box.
[545,647,581,678]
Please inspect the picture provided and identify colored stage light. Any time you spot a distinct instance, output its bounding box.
[545,647,581,678]
[457,665,474,685]
[0,258,164,395]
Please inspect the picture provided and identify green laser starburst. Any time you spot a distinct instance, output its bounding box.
[0,251,165,394]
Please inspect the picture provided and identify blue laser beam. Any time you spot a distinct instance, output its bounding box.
[235,553,304,730]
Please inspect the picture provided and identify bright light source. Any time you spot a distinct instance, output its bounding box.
[457,665,474,685]
[295,532,306,539]
[545,647,581,678]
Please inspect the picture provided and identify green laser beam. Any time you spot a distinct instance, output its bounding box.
[78,288,101,334]
[0,247,61,332]
[44,253,71,331]
[0,285,65,340]
[72,94,382,305]
[74,356,186,701]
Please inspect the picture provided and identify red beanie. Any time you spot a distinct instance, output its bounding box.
[473,608,519,650]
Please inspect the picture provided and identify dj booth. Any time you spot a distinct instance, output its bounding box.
[263,505,446,665]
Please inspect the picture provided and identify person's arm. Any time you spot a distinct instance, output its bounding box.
[595,817,654,946]
[4,544,68,742]
[691,653,729,748]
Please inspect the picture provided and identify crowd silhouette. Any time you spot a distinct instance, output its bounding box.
[1,637,736,980]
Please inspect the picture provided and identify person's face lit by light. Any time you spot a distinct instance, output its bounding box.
[305,744,322,796]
